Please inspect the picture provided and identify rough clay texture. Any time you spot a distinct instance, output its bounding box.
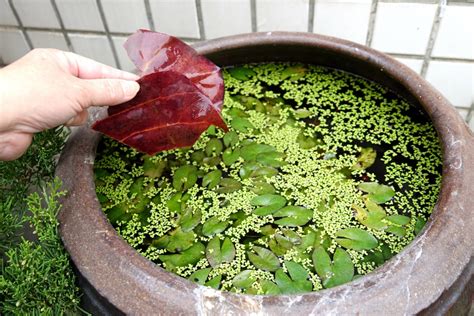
[56,32,474,315]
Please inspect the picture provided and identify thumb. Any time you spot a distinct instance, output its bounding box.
[81,79,140,107]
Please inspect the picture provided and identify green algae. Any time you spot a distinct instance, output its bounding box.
[94,63,442,294]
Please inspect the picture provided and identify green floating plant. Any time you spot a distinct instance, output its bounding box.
[94,62,442,294]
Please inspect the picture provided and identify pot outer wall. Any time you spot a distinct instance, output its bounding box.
[56,32,474,315]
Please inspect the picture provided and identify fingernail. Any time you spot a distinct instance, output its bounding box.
[121,81,140,99]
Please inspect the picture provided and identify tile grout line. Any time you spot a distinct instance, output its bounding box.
[96,0,121,69]
[0,25,203,41]
[50,0,74,52]
[144,0,155,31]
[308,0,315,33]
[7,0,33,50]
[195,0,205,40]
[365,0,379,47]
[420,0,446,78]
[250,0,257,32]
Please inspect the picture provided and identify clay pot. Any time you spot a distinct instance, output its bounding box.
[56,32,474,315]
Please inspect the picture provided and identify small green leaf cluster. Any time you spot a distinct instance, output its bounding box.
[95,63,442,294]
[0,179,81,314]
[1,126,83,313]
[0,127,68,252]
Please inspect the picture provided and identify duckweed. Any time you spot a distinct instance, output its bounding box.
[94,63,442,294]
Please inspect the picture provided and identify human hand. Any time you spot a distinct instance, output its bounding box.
[0,48,140,161]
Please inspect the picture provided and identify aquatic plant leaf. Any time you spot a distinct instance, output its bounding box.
[285,261,309,282]
[312,246,332,281]
[260,280,281,295]
[269,233,295,256]
[173,165,198,191]
[250,166,278,178]
[251,194,287,216]
[230,117,254,133]
[247,246,280,272]
[205,139,224,156]
[335,228,378,250]
[216,178,242,193]
[239,161,260,179]
[282,229,302,245]
[353,201,387,231]
[166,192,189,212]
[232,270,256,289]
[151,235,169,249]
[222,148,240,166]
[166,227,195,252]
[205,275,222,289]
[256,152,286,168]
[414,216,426,235]
[202,216,229,236]
[329,248,354,288]
[358,182,395,204]
[280,65,307,81]
[228,67,256,81]
[260,224,276,236]
[293,109,312,119]
[143,157,167,178]
[159,242,205,267]
[188,268,211,285]
[386,225,406,237]
[353,147,377,170]
[203,156,221,167]
[234,95,263,110]
[296,132,317,149]
[386,214,410,226]
[179,208,202,232]
[313,247,354,289]
[223,131,239,147]
[274,268,312,294]
[251,180,276,195]
[240,143,276,161]
[273,206,312,227]
[206,237,235,267]
[202,170,222,189]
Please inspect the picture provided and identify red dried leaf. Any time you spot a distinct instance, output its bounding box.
[93,71,227,155]
[92,29,226,155]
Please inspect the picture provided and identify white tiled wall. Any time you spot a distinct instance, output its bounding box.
[101,0,149,34]
[395,58,424,74]
[28,31,68,50]
[426,61,474,108]
[56,0,104,31]
[432,5,474,60]
[257,0,309,32]
[372,2,437,55]
[13,0,60,28]
[0,30,29,64]
[201,0,252,39]
[313,0,371,44]
[69,34,115,66]
[0,0,473,126]
[0,0,18,26]
[149,0,200,38]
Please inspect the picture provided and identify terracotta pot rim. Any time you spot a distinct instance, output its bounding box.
[56,32,474,315]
